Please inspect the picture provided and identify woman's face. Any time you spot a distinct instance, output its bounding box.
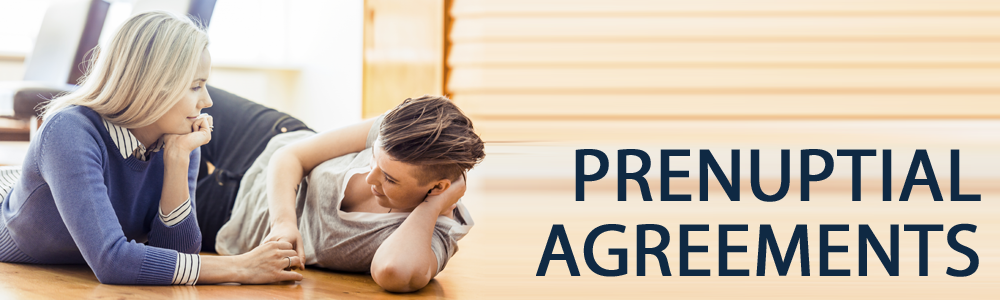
[365,145,442,210]
[153,49,213,135]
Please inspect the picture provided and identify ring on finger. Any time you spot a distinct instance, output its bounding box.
[286,256,291,269]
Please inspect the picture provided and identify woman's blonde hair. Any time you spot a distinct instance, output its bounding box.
[42,11,208,128]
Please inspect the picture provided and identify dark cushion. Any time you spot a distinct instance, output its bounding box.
[13,87,66,119]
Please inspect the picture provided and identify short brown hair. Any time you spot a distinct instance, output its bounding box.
[380,95,485,184]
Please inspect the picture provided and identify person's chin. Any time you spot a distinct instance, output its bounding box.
[374,197,393,209]
[175,122,196,133]
[167,128,190,135]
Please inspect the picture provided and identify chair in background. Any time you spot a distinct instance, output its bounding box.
[0,0,105,141]
[0,0,216,142]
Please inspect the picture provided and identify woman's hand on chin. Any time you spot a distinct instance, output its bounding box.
[234,241,304,284]
[164,113,214,155]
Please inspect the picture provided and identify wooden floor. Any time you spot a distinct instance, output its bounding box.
[0,262,419,299]
[0,184,996,299]
[0,120,998,299]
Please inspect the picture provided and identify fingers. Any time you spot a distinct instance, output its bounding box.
[194,113,213,133]
[277,249,298,258]
[296,242,306,270]
[265,240,294,250]
[270,245,300,271]
[176,114,212,149]
[238,241,308,284]
[444,184,466,198]
[284,255,303,271]
[203,114,214,133]
[278,270,304,282]
[192,114,204,132]
[262,230,307,269]
[440,203,459,217]
[263,233,287,244]
[262,235,278,243]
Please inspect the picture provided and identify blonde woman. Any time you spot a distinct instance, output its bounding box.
[0,12,301,285]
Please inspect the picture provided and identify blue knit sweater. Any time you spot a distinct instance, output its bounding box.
[0,106,202,285]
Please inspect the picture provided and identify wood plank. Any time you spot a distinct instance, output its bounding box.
[450,17,1000,42]
[0,260,448,299]
[451,94,1000,118]
[362,0,446,118]
[464,119,1000,143]
[0,118,30,142]
[448,68,1000,92]
[453,0,1000,15]
[449,42,1000,67]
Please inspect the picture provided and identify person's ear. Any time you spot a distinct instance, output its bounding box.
[426,179,452,196]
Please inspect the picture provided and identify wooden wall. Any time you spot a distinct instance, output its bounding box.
[445,0,1000,141]
[362,0,446,118]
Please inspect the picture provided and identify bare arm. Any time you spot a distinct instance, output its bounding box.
[160,114,213,215]
[159,150,191,215]
[264,118,378,269]
[370,178,466,292]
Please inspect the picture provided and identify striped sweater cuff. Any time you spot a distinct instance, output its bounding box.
[136,248,177,284]
[172,253,201,285]
[159,198,192,227]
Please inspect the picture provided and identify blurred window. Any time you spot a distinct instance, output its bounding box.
[207,0,291,65]
[0,1,51,55]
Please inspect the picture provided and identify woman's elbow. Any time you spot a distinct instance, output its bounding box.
[94,269,131,285]
[370,261,432,293]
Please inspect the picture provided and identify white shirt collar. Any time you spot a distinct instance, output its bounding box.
[101,118,162,161]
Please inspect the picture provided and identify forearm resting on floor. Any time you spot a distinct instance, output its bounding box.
[370,204,442,292]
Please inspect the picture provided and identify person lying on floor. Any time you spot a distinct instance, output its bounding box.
[196,88,484,292]
[0,11,303,285]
